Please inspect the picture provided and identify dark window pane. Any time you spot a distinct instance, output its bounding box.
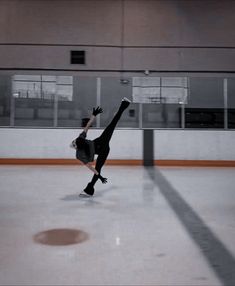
[185,78,224,129]
[0,76,11,126]
[228,78,235,129]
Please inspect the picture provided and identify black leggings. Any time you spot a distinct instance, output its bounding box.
[89,101,128,186]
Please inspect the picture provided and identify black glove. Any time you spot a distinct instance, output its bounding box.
[92,106,103,116]
[98,174,107,184]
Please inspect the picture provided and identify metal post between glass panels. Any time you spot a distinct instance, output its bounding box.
[224,78,228,130]
[96,77,101,128]
[10,93,15,127]
[139,103,143,129]
[53,77,58,127]
[181,103,185,129]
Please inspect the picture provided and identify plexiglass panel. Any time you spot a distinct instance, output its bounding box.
[0,73,234,129]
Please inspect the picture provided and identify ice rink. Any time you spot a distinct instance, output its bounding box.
[0,165,235,285]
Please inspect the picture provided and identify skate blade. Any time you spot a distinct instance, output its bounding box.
[122,97,131,103]
[79,192,92,198]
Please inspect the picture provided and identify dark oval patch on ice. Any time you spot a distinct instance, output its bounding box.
[34,228,89,246]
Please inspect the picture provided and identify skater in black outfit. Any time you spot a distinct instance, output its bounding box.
[70,97,131,196]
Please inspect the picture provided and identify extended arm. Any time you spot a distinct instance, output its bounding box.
[83,115,95,134]
[83,106,103,134]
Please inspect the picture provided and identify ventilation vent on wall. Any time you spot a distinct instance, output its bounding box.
[70,50,85,64]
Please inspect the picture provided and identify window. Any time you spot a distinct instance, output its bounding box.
[12,75,73,101]
[10,75,73,127]
[132,77,188,104]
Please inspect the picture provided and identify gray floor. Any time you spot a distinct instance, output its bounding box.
[0,165,235,285]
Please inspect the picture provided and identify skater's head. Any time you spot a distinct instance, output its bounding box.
[70,138,85,150]
[70,138,87,150]
[71,137,90,157]
[75,137,86,150]
[70,140,77,149]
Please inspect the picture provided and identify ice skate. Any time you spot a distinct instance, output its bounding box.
[121,97,131,109]
[79,190,92,198]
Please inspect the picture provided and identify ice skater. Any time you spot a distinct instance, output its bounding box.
[70,97,131,197]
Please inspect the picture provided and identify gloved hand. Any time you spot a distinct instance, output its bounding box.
[98,174,108,184]
[92,106,103,116]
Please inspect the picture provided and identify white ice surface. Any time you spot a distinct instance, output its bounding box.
[0,165,234,285]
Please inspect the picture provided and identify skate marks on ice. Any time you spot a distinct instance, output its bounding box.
[61,185,118,202]
[146,166,235,286]
[60,185,120,208]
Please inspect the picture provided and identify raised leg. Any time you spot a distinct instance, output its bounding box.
[94,99,130,148]
[83,99,130,196]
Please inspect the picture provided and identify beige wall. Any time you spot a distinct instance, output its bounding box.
[0,0,235,73]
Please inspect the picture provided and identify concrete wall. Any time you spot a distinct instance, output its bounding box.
[0,128,234,161]
[0,0,235,73]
